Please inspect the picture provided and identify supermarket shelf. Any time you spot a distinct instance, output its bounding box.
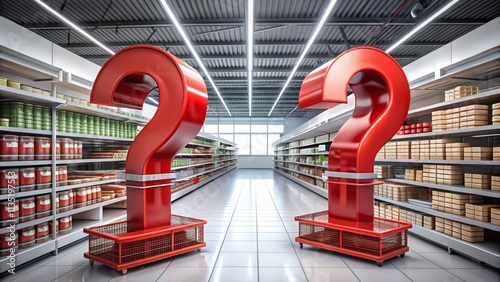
[56,158,126,164]
[391,125,500,141]
[274,165,324,181]
[0,188,52,201]
[0,215,53,234]
[277,153,328,156]
[55,179,124,192]
[374,196,500,232]
[0,85,66,106]
[0,239,56,273]
[57,101,148,125]
[0,160,52,167]
[406,87,500,119]
[172,158,237,170]
[175,162,236,182]
[409,225,500,268]
[57,208,126,249]
[177,153,223,157]
[171,165,236,201]
[375,159,500,166]
[0,126,51,136]
[56,131,134,142]
[385,178,500,198]
[55,196,127,219]
[274,168,328,198]
[275,160,327,168]
[196,132,238,147]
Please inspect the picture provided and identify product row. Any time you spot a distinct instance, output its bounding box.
[0,76,148,121]
[431,103,500,131]
[0,135,83,161]
[0,216,73,256]
[374,201,495,243]
[377,139,500,160]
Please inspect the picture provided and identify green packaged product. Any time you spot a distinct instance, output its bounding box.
[10,102,24,115]
[0,77,7,86]
[0,118,8,127]
[24,103,33,116]
[33,105,43,118]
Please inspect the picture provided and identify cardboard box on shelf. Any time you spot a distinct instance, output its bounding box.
[493,147,500,161]
[492,176,500,192]
[464,173,491,189]
[491,208,500,226]
[445,143,470,160]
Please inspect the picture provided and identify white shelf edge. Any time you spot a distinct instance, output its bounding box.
[171,166,236,201]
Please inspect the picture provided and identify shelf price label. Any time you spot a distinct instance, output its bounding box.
[299,47,410,222]
[90,45,208,231]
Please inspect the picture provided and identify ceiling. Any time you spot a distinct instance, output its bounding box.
[1,0,499,118]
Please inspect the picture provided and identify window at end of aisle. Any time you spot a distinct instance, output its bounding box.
[235,134,250,154]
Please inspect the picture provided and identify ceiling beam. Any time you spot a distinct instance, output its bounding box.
[24,18,487,30]
[81,53,419,60]
[58,40,447,48]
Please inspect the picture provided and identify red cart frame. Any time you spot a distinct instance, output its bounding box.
[295,211,411,266]
[84,214,206,274]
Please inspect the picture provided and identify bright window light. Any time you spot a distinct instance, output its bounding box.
[386,0,460,54]
[247,0,254,116]
[34,0,115,55]
[268,0,339,116]
[159,0,231,116]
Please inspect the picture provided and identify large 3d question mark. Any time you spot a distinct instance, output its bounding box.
[90,45,208,231]
[299,47,410,222]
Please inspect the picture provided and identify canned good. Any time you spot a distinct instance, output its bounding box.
[0,77,6,86]
[20,197,35,216]
[55,138,61,159]
[1,232,17,251]
[7,80,20,89]
[18,226,35,248]
[58,166,68,181]
[96,186,101,199]
[36,167,51,189]
[18,136,35,161]
[60,138,73,160]
[0,168,19,193]
[76,188,87,203]
[68,190,75,207]
[36,222,49,243]
[19,167,35,192]
[0,135,18,161]
[49,220,59,234]
[59,216,72,230]
[0,200,19,221]
[35,137,51,160]
[58,191,69,207]
[36,195,51,213]
[32,88,42,94]
[86,187,93,202]
[0,118,8,127]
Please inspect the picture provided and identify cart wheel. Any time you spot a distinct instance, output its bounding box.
[400,253,405,258]
[197,248,201,252]
[377,262,383,267]
[299,243,303,249]
[121,269,128,275]
[88,260,94,266]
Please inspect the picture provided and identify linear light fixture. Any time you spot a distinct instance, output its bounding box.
[386,0,460,53]
[147,97,159,105]
[247,0,254,117]
[34,0,115,55]
[159,0,231,116]
[268,0,339,116]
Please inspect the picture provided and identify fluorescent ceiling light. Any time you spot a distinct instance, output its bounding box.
[386,0,460,54]
[268,0,339,116]
[34,0,115,55]
[159,0,231,116]
[247,0,254,117]
[147,97,159,105]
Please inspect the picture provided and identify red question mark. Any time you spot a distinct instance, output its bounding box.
[299,47,410,222]
[90,45,208,231]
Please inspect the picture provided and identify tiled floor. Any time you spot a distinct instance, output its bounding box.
[2,169,499,282]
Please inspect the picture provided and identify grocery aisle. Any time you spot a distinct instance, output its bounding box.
[2,169,499,282]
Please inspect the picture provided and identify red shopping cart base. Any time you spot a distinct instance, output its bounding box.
[295,211,411,267]
[83,214,206,274]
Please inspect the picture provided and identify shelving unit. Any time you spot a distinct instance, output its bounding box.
[0,55,238,273]
[273,78,500,268]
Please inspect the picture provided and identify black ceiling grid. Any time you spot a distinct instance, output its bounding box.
[1,0,498,117]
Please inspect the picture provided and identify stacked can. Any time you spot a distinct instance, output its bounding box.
[94,116,101,136]
[9,102,25,128]
[88,115,95,135]
[80,114,88,134]
[66,111,74,133]
[103,118,110,136]
[57,110,66,132]
[41,107,51,131]
[33,105,43,130]
[109,120,116,137]
[73,113,81,134]
[24,104,33,129]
